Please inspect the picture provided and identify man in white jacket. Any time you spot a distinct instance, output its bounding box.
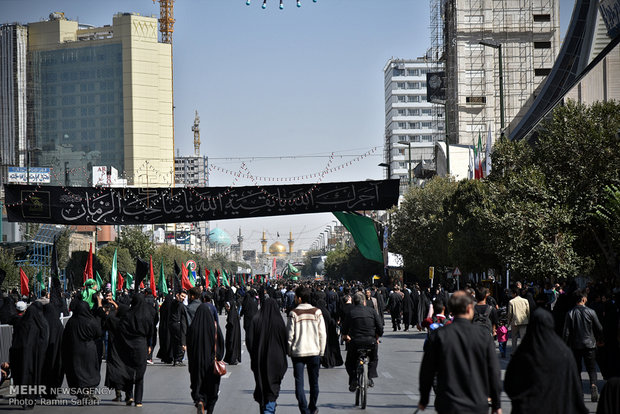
[287,286,326,414]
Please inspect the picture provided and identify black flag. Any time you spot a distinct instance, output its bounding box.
[0,268,6,289]
[134,258,149,292]
[173,274,182,295]
[173,259,181,278]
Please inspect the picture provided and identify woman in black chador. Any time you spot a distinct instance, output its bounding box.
[41,291,65,399]
[187,303,224,414]
[315,299,343,368]
[240,289,258,335]
[62,299,102,400]
[104,293,154,406]
[504,308,588,414]
[10,301,49,408]
[156,293,173,363]
[223,301,242,365]
[246,298,288,414]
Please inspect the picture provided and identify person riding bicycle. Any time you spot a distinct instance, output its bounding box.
[342,291,383,392]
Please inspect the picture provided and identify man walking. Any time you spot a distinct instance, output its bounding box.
[287,286,326,414]
[418,291,502,414]
[507,285,530,352]
[563,289,603,402]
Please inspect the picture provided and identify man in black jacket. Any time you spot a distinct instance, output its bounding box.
[418,291,502,414]
[563,289,603,402]
[342,292,383,391]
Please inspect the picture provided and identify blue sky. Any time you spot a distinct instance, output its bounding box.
[3,0,575,250]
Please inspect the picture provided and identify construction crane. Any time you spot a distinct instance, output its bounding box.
[153,0,175,44]
[192,110,200,156]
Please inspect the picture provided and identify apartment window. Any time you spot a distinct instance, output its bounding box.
[407,69,419,76]
[407,82,418,89]
[408,122,419,129]
[393,68,405,76]
[408,95,420,102]
[420,69,429,75]
[411,135,421,142]
[466,96,487,103]
[421,121,433,129]
[533,14,551,22]
[534,41,551,49]
[421,109,432,115]
[421,95,427,101]
[398,162,407,168]
[397,82,406,89]
[408,109,420,116]
[397,96,406,102]
[398,149,405,155]
[535,68,552,76]
[421,82,427,88]
[398,122,407,128]
[422,135,433,142]
[397,109,406,116]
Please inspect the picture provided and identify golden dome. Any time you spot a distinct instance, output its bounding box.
[269,241,287,255]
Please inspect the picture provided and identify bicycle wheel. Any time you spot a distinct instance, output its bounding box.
[355,364,362,406]
[361,361,368,409]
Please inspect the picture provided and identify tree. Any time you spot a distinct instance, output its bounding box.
[323,245,382,282]
[118,226,154,260]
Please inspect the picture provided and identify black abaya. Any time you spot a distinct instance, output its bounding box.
[504,308,587,414]
[62,299,102,391]
[402,290,414,330]
[42,301,64,396]
[240,292,258,334]
[156,294,173,363]
[224,301,242,365]
[187,303,224,414]
[316,299,343,368]
[246,298,288,408]
[9,302,50,402]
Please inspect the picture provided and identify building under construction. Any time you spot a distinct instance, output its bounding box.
[437,0,560,146]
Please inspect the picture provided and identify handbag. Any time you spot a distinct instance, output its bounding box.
[213,322,227,376]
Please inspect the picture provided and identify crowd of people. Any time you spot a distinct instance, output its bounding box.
[0,275,618,414]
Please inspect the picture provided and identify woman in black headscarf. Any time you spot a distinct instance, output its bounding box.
[0,293,17,324]
[156,294,173,363]
[246,298,288,414]
[223,301,242,365]
[504,308,588,414]
[105,293,154,406]
[402,289,414,331]
[187,303,224,414]
[62,299,102,399]
[41,299,64,399]
[316,299,343,368]
[9,301,50,408]
[240,290,258,335]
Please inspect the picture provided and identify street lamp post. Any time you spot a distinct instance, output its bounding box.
[397,140,412,186]
[378,162,391,179]
[479,41,505,137]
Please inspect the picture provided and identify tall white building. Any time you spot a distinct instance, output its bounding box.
[442,0,560,146]
[174,152,209,251]
[383,58,445,194]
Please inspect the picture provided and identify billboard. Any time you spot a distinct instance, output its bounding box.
[8,167,51,184]
[600,0,620,38]
[426,72,446,104]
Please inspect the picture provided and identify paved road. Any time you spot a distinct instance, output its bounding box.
[0,314,601,413]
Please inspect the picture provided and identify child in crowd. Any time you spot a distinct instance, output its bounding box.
[497,317,508,358]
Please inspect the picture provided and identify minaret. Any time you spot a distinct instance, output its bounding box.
[237,228,244,262]
[288,231,294,255]
[260,231,267,256]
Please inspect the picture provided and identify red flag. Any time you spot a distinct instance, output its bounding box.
[217,269,221,287]
[181,262,192,290]
[117,271,124,292]
[205,269,210,289]
[149,256,157,297]
[20,268,30,296]
[83,243,94,283]
[139,280,145,289]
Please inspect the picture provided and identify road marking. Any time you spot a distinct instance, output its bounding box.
[403,391,416,400]
[382,372,393,378]
[222,372,232,379]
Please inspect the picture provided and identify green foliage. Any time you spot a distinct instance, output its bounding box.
[0,248,20,289]
[118,226,154,260]
[390,100,620,283]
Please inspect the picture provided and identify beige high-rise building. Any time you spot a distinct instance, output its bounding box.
[27,12,173,186]
[442,0,560,146]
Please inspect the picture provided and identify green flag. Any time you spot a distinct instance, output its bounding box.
[125,273,134,290]
[222,270,230,287]
[95,271,104,292]
[208,269,217,288]
[189,270,196,287]
[36,269,44,284]
[111,248,118,299]
[158,258,168,295]
[333,211,384,263]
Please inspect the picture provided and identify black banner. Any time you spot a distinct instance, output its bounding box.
[426,71,446,104]
[4,179,400,225]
